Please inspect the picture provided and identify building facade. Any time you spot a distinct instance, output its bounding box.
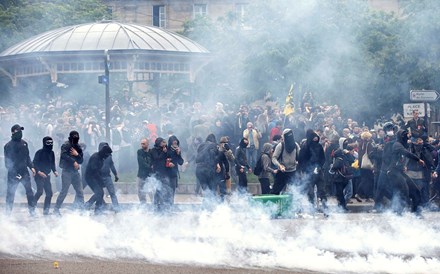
[104,0,400,31]
[104,0,249,32]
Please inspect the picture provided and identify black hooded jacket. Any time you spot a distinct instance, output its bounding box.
[4,136,33,175]
[85,145,112,186]
[235,138,250,170]
[167,135,184,178]
[298,129,325,171]
[59,140,83,171]
[390,130,420,171]
[99,142,117,177]
[33,137,56,175]
[196,134,220,168]
[151,137,168,176]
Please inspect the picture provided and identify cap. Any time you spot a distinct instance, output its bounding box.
[11,124,24,132]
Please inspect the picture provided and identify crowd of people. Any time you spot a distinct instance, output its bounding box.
[2,90,440,217]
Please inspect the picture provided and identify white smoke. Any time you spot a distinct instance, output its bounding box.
[1,199,439,273]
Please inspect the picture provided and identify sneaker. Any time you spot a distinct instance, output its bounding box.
[43,209,50,215]
[354,194,363,203]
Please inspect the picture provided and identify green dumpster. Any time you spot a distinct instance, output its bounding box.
[252,194,292,218]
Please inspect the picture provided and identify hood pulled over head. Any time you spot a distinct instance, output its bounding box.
[283,128,296,153]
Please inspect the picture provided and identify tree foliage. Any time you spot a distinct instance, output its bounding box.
[182,0,440,122]
[0,0,111,52]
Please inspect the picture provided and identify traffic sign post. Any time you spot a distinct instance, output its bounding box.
[408,90,438,137]
[410,90,440,102]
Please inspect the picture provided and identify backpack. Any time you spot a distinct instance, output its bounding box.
[329,156,353,181]
[253,153,266,176]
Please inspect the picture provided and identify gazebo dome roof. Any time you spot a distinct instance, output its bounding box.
[0,21,208,57]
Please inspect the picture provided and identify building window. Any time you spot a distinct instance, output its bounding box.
[152,5,166,28]
[193,4,207,18]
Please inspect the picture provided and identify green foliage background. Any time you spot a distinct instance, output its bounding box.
[1,0,440,124]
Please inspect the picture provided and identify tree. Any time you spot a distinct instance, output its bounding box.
[0,0,111,52]
[181,0,440,124]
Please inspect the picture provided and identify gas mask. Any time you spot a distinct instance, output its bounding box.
[386,131,394,137]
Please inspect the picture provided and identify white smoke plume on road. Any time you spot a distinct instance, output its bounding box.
[1,201,440,273]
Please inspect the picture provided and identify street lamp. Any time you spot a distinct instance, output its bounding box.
[99,49,111,142]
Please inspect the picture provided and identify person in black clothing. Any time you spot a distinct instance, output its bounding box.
[164,135,184,210]
[323,134,340,196]
[388,129,424,215]
[195,134,222,200]
[298,129,327,212]
[33,136,59,215]
[100,142,120,211]
[330,148,351,211]
[84,142,120,212]
[373,122,397,212]
[4,124,36,215]
[407,137,434,207]
[235,138,251,193]
[150,137,171,212]
[209,134,229,199]
[137,138,153,205]
[54,130,84,215]
[85,144,113,214]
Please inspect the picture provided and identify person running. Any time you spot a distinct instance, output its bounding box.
[33,136,58,215]
[4,124,36,216]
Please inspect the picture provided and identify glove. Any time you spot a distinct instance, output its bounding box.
[115,175,119,182]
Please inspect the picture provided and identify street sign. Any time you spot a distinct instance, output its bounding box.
[403,103,430,118]
[410,90,439,102]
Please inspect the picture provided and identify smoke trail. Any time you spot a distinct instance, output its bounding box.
[1,201,439,273]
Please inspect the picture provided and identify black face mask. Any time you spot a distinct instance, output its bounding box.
[12,131,22,141]
[70,137,79,145]
[44,140,53,151]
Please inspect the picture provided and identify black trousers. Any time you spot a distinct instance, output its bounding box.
[6,172,34,213]
[259,177,271,194]
[374,171,393,210]
[334,180,349,210]
[271,171,296,195]
[88,178,104,213]
[388,169,421,214]
[154,175,176,212]
[236,168,248,193]
[34,175,53,212]
[305,170,327,205]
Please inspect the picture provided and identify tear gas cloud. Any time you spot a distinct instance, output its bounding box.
[1,197,440,273]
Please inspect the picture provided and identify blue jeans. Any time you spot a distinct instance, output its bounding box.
[246,147,257,169]
[344,179,353,202]
[55,170,84,210]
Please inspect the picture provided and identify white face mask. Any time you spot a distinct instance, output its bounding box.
[386,131,394,137]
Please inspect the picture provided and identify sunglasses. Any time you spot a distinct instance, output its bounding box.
[45,141,53,145]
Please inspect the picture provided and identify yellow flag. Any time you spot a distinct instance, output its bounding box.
[283,84,294,116]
